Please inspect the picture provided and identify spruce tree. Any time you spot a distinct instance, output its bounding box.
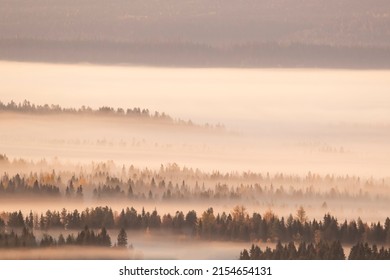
[117,228,128,247]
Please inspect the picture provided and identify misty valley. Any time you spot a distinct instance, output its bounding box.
[1,0,390,267]
[1,100,390,260]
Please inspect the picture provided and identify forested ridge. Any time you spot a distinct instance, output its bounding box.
[0,100,225,130]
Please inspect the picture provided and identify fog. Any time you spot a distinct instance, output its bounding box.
[2,62,389,125]
[0,229,250,260]
[1,61,390,177]
[1,61,390,259]
[0,239,250,260]
[1,0,389,261]
[0,247,133,260]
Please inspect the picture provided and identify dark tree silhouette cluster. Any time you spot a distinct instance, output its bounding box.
[0,226,114,248]
[93,184,124,198]
[70,226,111,246]
[0,174,60,196]
[61,207,115,229]
[348,242,390,260]
[0,227,37,248]
[41,227,112,247]
[0,100,169,120]
[240,241,390,260]
[2,207,390,245]
[240,241,345,260]
[65,181,83,198]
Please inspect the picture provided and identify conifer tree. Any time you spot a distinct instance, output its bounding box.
[117,228,128,247]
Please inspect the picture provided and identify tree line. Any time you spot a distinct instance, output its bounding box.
[240,241,345,260]
[0,226,129,248]
[0,173,60,196]
[1,221,389,260]
[0,171,380,203]
[0,100,171,120]
[2,206,390,245]
[239,241,390,260]
[0,100,225,130]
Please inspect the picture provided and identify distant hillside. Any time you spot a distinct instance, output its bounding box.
[1,39,389,68]
[1,0,389,68]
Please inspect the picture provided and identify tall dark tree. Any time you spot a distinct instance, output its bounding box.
[117,228,128,247]
[0,217,5,231]
[98,227,111,246]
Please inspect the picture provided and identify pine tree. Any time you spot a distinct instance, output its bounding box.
[0,217,5,231]
[117,228,128,247]
[239,249,250,260]
[99,227,112,247]
[58,234,66,246]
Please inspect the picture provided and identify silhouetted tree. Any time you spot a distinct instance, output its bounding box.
[117,228,128,247]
